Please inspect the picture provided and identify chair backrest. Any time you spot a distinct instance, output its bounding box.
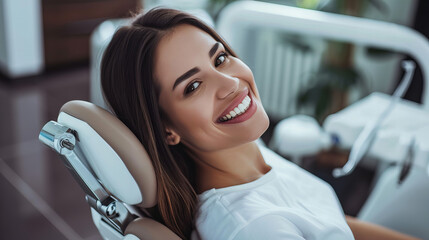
[44,100,181,239]
[59,100,157,207]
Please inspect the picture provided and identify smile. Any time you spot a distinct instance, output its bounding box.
[216,88,258,124]
[219,95,251,122]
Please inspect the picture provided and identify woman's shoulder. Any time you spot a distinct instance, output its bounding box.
[194,192,249,240]
[194,173,301,239]
[196,178,278,220]
[194,192,301,240]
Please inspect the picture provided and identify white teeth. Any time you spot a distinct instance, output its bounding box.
[238,103,245,112]
[234,107,241,115]
[219,95,252,122]
[245,96,251,103]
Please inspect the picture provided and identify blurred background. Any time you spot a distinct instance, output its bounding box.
[0,0,428,239]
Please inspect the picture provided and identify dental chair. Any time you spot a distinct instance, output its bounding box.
[41,1,429,239]
[39,100,182,240]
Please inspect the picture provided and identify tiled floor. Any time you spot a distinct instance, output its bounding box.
[0,66,102,240]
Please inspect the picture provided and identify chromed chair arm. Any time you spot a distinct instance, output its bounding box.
[39,121,135,234]
[39,121,111,201]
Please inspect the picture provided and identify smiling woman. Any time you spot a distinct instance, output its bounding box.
[100,8,419,240]
[155,23,269,155]
[100,9,269,239]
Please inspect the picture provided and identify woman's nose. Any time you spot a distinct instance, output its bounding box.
[214,72,239,99]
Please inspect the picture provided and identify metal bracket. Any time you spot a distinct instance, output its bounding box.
[39,121,136,235]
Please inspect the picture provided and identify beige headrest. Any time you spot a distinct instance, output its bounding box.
[60,100,157,208]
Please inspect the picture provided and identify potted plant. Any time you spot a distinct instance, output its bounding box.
[297,0,387,122]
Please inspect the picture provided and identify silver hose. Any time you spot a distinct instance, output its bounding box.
[333,60,416,178]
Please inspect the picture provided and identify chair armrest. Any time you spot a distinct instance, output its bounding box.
[125,217,182,240]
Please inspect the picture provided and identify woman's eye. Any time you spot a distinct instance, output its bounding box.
[215,52,228,67]
[184,81,201,95]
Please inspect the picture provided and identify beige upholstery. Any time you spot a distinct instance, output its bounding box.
[60,100,183,239]
[125,218,182,240]
[60,100,157,208]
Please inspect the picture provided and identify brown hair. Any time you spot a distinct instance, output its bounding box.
[100,8,236,239]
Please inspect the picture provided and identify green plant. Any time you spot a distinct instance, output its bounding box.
[298,65,367,122]
[297,0,387,122]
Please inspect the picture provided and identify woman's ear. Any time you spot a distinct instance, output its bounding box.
[165,128,181,145]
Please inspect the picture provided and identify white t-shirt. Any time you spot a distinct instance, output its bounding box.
[192,145,354,240]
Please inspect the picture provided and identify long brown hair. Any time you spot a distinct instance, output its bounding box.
[100,8,236,239]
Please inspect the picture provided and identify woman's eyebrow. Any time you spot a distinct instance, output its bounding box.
[209,42,220,58]
[172,42,221,91]
[172,67,200,91]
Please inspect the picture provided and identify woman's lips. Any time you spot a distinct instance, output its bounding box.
[216,89,257,124]
[217,88,249,121]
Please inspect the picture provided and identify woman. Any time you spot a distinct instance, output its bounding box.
[100,8,419,240]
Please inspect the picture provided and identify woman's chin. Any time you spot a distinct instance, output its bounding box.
[245,107,270,141]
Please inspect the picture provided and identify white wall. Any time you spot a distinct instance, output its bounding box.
[0,0,44,78]
[353,0,419,96]
[0,0,9,68]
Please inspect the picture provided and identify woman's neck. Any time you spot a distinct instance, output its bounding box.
[192,141,271,194]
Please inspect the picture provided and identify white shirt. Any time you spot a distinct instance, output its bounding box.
[192,145,354,240]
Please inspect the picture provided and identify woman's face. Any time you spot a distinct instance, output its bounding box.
[155,24,269,153]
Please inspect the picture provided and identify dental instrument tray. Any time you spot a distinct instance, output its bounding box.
[323,92,429,166]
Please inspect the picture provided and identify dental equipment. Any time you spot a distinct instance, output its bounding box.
[270,64,429,238]
[332,60,416,178]
[39,101,182,240]
[39,121,135,234]
[322,91,429,170]
[269,115,335,165]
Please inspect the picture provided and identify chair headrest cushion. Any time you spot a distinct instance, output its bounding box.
[59,100,157,208]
